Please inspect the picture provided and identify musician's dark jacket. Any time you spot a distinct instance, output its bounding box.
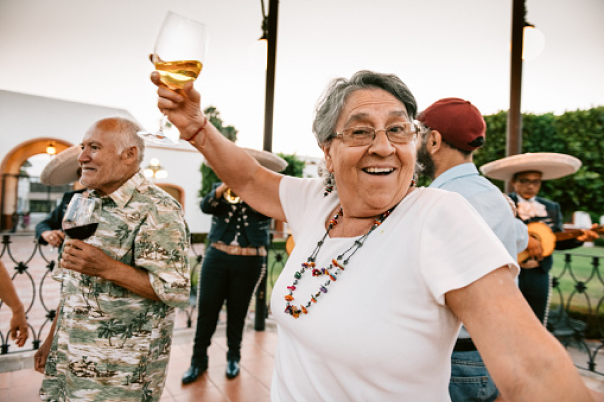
[508,192,583,272]
[35,189,86,245]
[201,183,270,247]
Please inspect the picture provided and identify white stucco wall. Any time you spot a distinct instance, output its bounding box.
[0,90,211,233]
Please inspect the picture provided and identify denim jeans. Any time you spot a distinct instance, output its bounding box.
[449,350,498,402]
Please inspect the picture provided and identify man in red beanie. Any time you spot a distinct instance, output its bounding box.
[416,98,528,402]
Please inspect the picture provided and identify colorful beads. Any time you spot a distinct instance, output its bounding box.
[284,204,395,319]
[332,259,344,270]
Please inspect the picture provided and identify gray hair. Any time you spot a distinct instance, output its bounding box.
[312,70,418,146]
[92,117,145,164]
[312,70,419,189]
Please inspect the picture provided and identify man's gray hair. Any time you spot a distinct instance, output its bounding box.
[93,117,145,164]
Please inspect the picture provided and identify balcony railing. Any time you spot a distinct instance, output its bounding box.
[548,250,604,376]
[1,233,602,377]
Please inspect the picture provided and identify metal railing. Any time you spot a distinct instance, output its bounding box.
[548,250,604,376]
[0,233,206,357]
[0,232,288,356]
[1,233,601,378]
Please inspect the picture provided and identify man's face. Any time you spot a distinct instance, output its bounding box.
[78,126,132,196]
[512,171,543,199]
[416,132,436,180]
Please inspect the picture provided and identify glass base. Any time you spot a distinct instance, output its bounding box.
[137,130,179,145]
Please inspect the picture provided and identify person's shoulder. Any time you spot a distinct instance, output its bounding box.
[136,183,183,212]
[535,196,559,208]
[412,186,467,205]
[62,188,85,199]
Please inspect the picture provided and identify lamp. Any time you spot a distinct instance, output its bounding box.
[46,142,57,156]
[143,158,168,180]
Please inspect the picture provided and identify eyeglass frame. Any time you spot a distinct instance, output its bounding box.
[333,122,419,147]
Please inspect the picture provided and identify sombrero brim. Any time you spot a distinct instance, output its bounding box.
[480,152,581,181]
[205,148,288,173]
[40,145,81,186]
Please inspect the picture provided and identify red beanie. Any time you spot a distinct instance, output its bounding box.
[417,97,486,151]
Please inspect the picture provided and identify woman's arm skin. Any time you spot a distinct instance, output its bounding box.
[446,266,593,401]
[152,73,286,222]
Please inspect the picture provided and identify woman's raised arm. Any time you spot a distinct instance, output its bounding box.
[152,72,285,221]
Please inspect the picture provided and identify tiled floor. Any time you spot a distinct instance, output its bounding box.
[2,324,603,401]
[0,325,277,402]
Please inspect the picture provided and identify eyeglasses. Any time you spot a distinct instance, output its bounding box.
[517,178,542,186]
[334,123,418,147]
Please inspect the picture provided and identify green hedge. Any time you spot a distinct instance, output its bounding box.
[473,106,604,222]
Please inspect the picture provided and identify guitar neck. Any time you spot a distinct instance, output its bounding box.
[555,226,603,242]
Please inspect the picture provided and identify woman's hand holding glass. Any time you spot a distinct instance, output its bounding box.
[152,72,205,141]
[42,229,65,250]
[140,11,208,145]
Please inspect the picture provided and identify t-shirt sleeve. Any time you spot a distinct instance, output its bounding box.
[279,176,327,239]
[419,191,519,305]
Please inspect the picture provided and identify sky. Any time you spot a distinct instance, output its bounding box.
[1,0,603,158]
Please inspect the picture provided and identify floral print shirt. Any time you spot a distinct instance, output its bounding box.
[40,171,190,402]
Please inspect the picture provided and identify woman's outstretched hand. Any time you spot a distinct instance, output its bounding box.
[151,71,205,140]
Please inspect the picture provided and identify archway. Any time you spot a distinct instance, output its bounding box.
[0,138,73,231]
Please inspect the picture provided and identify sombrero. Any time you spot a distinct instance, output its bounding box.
[480,152,581,181]
[40,145,81,186]
[205,148,288,173]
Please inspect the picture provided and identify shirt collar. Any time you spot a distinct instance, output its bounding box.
[517,195,537,203]
[90,169,145,209]
[429,163,479,188]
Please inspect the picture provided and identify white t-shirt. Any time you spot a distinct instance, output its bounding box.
[271,177,518,402]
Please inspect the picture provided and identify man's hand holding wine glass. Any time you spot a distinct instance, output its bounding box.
[60,239,117,279]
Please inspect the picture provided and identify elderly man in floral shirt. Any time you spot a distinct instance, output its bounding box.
[35,117,190,402]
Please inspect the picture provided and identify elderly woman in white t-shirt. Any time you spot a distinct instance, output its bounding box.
[152,70,594,401]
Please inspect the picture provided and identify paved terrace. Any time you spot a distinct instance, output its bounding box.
[1,318,603,401]
[1,234,603,400]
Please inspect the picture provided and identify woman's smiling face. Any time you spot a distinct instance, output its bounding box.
[322,88,417,217]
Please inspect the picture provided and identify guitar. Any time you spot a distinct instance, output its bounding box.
[517,221,604,263]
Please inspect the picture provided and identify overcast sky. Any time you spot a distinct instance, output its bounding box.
[1,0,603,158]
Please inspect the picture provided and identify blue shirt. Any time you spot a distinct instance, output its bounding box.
[430,163,527,339]
[429,163,527,261]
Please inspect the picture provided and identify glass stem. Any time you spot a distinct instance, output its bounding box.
[158,114,167,137]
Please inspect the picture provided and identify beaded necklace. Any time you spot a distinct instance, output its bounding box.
[284,205,394,319]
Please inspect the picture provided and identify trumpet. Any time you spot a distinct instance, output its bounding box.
[223,187,241,204]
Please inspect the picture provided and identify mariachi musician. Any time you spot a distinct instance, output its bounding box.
[183,149,287,384]
[481,152,599,324]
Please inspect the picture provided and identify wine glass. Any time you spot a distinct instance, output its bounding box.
[55,194,102,279]
[138,11,208,145]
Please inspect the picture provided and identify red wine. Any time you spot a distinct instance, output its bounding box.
[64,223,99,240]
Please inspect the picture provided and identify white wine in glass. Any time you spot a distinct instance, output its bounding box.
[139,11,208,145]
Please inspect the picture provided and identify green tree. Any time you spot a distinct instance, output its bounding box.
[199,106,238,198]
[476,106,604,222]
[277,153,305,178]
